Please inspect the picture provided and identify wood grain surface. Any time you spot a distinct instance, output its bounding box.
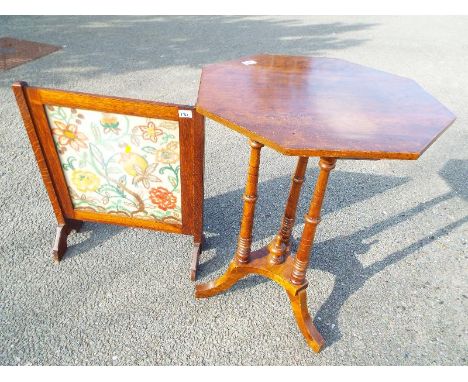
[197,54,456,159]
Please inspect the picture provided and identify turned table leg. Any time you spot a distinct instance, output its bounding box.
[291,157,336,285]
[196,140,263,297]
[268,156,308,265]
[235,140,264,264]
[287,157,336,352]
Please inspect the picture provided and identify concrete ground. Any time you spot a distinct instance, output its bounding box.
[0,16,466,365]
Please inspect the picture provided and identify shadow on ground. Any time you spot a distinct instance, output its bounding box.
[65,223,126,259]
[0,15,377,82]
[200,158,467,348]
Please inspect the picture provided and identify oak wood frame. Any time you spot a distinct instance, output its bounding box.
[13,81,205,280]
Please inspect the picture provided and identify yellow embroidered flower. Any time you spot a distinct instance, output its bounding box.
[71,169,100,193]
[155,141,180,164]
[119,145,148,176]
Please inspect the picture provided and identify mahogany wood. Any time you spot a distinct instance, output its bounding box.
[195,54,456,352]
[13,82,205,279]
[196,246,308,298]
[234,140,263,264]
[195,242,323,352]
[287,289,325,352]
[291,157,336,285]
[268,156,308,264]
[197,54,456,160]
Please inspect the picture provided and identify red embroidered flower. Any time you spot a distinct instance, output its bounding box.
[149,187,177,211]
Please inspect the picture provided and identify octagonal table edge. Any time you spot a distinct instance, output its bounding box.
[196,105,458,161]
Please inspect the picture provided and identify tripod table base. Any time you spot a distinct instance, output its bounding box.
[195,247,325,353]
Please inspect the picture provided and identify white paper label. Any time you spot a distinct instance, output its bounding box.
[178,110,193,118]
[242,60,257,66]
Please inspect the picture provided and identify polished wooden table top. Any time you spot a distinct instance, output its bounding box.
[196,54,455,160]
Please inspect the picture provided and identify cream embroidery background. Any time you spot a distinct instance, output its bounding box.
[45,105,182,225]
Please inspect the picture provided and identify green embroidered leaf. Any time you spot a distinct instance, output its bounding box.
[97,184,125,198]
[169,176,177,189]
[142,146,157,154]
[62,156,77,171]
[89,143,105,170]
[67,156,77,170]
[161,134,174,144]
[114,199,123,209]
[58,107,67,121]
[150,212,165,219]
[158,165,172,175]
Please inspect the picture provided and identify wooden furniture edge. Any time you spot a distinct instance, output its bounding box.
[12,81,67,225]
[195,105,423,160]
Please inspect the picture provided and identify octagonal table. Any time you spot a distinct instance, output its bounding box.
[195,54,456,352]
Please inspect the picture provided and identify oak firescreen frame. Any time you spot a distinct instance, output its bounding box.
[13,81,205,280]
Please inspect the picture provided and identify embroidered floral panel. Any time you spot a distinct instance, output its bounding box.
[45,106,182,225]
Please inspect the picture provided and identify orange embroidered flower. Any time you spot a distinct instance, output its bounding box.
[100,113,120,134]
[52,121,87,151]
[149,187,177,211]
[138,121,163,143]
